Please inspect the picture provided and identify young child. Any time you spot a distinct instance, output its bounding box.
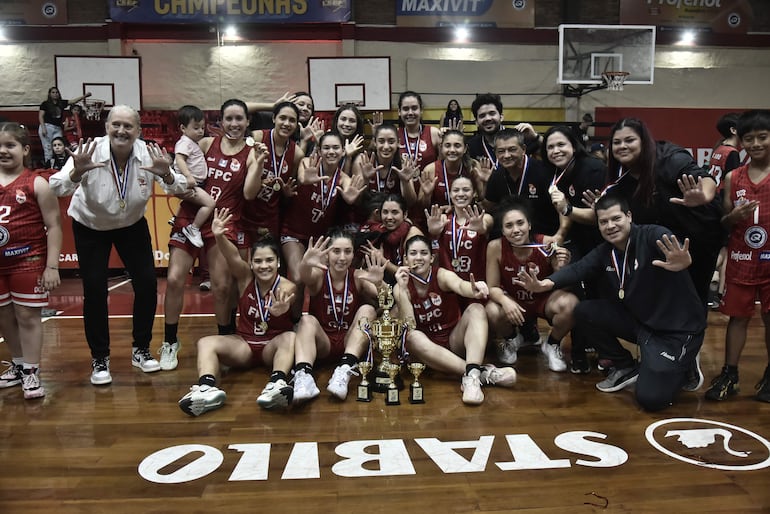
[0,122,62,399]
[63,104,83,150]
[48,136,69,170]
[706,109,770,403]
[173,105,215,248]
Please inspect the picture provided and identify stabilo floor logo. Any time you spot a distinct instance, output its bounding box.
[645,418,770,471]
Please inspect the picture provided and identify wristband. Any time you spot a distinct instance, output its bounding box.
[561,203,573,216]
[47,266,59,270]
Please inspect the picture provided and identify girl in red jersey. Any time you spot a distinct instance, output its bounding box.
[397,91,440,171]
[360,194,423,280]
[486,197,577,372]
[393,235,516,405]
[0,123,62,399]
[292,231,387,403]
[355,125,418,202]
[178,208,297,416]
[426,176,492,283]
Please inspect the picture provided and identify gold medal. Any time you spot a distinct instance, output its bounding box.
[259,321,268,332]
[548,185,558,194]
[119,199,126,209]
[451,258,460,268]
[618,289,624,300]
[272,181,282,192]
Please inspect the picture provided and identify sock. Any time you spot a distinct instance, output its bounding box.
[217,323,233,335]
[547,334,560,346]
[164,323,179,344]
[270,370,287,383]
[340,353,358,367]
[12,357,23,369]
[22,363,39,375]
[198,374,216,387]
[465,363,482,375]
[726,364,738,377]
[294,362,313,373]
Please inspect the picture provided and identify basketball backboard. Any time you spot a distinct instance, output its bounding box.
[308,57,391,111]
[558,24,656,86]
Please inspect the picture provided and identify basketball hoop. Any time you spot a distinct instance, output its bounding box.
[601,72,630,92]
[337,100,364,107]
[84,98,106,121]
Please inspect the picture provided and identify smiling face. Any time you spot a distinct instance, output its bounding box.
[105,107,141,155]
[404,239,432,275]
[221,104,248,141]
[545,131,575,169]
[250,246,280,283]
[495,136,525,171]
[501,209,531,246]
[475,103,502,135]
[327,236,354,273]
[335,109,358,138]
[294,95,313,124]
[273,106,299,140]
[441,133,466,164]
[319,134,343,168]
[597,203,632,250]
[375,127,398,162]
[449,176,474,209]
[741,129,770,164]
[380,200,405,231]
[398,96,422,127]
[0,131,29,173]
[611,126,642,168]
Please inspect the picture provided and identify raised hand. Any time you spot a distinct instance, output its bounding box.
[345,135,364,158]
[419,168,437,197]
[469,273,489,299]
[65,138,102,176]
[652,234,692,272]
[303,152,329,185]
[671,174,709,207]
[394,265,411,289]
[141,142,174,177]
[512,122,537,138]
[514,266,549,293]
[360,152,383,181]
[476,156,494,184]
[211,207,232,238]
[425,204,447,236]
[303,236,331,271]
[368,111,383,133]
[253,142,268,163]
[268,288,296,317]
[339,173,367,204]
[582,188,601,209]
[448,118,464,132]
[281,176,298,197]
[727,199,760,224]
[360,252,387,285]
[464,205,486,233]
[395,157,418,182]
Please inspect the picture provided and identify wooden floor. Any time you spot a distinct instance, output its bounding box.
[2,278,770,512]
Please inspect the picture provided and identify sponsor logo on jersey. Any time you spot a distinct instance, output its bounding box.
[731,250,752,261]
[15,189,26,204]
[430,292,442,306]
[528,184,537,196]
[759,251,770,261]
[744,226,767,249]
[3,245,30,257]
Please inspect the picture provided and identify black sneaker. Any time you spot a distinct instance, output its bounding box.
[704,367,739,401]
[596,364,639,393]
[570,356,591,375]
[520,320,541,345]
[755,366,770,403]
[682,353,704,392]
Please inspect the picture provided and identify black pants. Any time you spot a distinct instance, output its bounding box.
[72,218,157,359]
[575,299,703,411]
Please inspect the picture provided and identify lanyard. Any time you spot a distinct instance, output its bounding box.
[254,276,281,330]
[403,125,422,163]
[269,129,287,180]
[505,154,530,196]
[450,214,465,266]
[610,238,631,300]
[326,270,350,331]
[109,152,131,209]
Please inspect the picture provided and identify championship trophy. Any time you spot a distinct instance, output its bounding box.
[356,360,373,402]
[408,362,426,404]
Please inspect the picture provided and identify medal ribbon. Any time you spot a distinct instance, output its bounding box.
[320,165,341,212]
[408,267,432,285]
[326,269,349,331]
[550,157,575,190]
[450,214,465,263]
[610,238,631,299]
[255,276,281,326]
[482,137,498,169]
[110,152,130,207]
[441,161,464,206]
[375,157,392,192]
[403,125,422,164]
[600,166,632,197]
[513,242,555,257]
[269,129,287,182]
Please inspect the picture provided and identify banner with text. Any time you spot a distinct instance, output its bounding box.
[396,0,534,28]
[0,0,67,25]
[620,0,754,34]
[109,0,350,24]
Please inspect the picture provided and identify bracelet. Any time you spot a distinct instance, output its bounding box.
[561,203,573,217]
[47,266,58,270]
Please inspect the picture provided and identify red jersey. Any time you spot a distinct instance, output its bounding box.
[398,125,437,171]
[0,170,47,274]
[367,162,403,196]
[175,136,250,236]
[243,129,298,238]
[709,144,740,190]
[430,160,469,208]
[433,214,487,281]
[407,267,461,345]
[281,167,343,240]
[236,278,294,342]
[498,235,553,310]
[725,164,770,285]
[308,270,362,334]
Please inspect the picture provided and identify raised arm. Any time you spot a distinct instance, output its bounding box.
[212,208,251,284]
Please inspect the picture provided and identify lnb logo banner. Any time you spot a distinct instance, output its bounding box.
[646,418,770,471]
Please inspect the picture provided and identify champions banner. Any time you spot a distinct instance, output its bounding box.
[396,0,534,28]
[109,0,351,24]
[619,0,755,34]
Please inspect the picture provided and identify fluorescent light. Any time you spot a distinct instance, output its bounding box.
[678,30,696,45]
[454,26,469,42]
[224,25,238,39]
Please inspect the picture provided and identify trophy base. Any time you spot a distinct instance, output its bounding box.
[409,384,425,404]
[356,383,372,402]
[385,387,400,406]
[373,371,403,393]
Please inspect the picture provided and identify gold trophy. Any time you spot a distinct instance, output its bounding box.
[356,361,373,402]
[408,362,426,404]
[385,363,401,405]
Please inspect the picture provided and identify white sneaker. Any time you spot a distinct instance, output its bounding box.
[22,371,45,399]
[91,357,112,385]
[461,369,484,405]
[132,347,161,373]
[0,361,22,388]
[257,379,293,409]
[182,224,204,248]
[541,342,567,372]
[496,335,520,365]
[480,364,517,387]
[326,364,359,400]
[178,384,227,416]
[158,341,180,371]
[292,369,320,404]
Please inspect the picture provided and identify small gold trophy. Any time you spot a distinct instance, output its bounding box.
[356,361,373,402]
[385,363,401,406]
[408,362,426,404]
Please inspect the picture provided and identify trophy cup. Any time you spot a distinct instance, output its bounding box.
[356,361,373,402]
[361,285,409,393]
[408,362,426,404]
[385,363,401,406]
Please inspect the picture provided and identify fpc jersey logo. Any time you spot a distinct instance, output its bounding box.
[646,418,770,471]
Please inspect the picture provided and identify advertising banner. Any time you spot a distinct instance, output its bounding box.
[396,0,534,28]
[619,0,754,34]
[109,0,350,24]
[0,0,67,25]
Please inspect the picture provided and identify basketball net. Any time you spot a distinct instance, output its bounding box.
[602,72,629,92]
[84,98,106,121]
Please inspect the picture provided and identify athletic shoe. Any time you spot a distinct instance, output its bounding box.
[22,371,45,399]
[182,224,204,248]
[461,369,484,405]
[257,379,293,409]
[681,353,704,392]
[178,384,227,416]
[480,364,517,387]
[158,341,180,371]
[596,365,639,393]
[0,361,22,388]
[132,347,161,373]
[90,357,112,385]
[199,280,211,292]
[756,366,770,403]
[292,369,320,404]
[705,367,740,401]
[326,364,358,400]
[541,342,567,372]
[597,359,614,373]
[569,356,591,375]
[496,336,520,365]
[520,321,541,346]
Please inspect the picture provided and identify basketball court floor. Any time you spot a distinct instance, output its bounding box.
[1,276,769,512]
